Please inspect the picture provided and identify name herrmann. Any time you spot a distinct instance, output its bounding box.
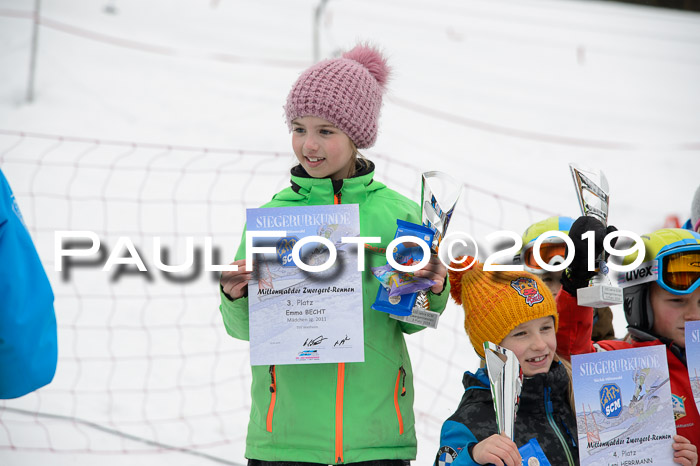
[621,459,653,465]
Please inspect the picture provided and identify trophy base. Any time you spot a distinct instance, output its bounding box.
[577,284,623,307]
[389,306,440,329]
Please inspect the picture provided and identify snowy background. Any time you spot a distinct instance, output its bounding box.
[0,0,699,465]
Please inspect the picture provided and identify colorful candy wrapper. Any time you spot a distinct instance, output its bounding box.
[371,247,435,297]
[371,264,435,297]
[371,219,436,316]
[371,263,395,289]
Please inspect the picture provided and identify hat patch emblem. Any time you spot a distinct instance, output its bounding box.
[510,277,544,307]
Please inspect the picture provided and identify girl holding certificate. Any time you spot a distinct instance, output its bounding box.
[435,258,579,466]
[219,44,449,465]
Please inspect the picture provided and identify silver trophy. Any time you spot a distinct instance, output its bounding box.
[413,171,461,312]
[569,163,623,307]
[484,341,523,440]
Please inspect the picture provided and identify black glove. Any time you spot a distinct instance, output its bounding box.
[561,216,618,296]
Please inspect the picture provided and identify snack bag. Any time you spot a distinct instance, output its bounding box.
[371,220,435,316]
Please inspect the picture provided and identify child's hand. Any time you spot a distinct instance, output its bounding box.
[220,259,252,300]
[673,435,698,466]
[471,433,521,466]
[414,254,447,294]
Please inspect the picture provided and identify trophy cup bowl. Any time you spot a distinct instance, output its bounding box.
[413,171,461,312]
[420,171,461,253]
[569,164,623,307]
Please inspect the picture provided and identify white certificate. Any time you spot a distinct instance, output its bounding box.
[571,345,676,466]
[246,204,364,366]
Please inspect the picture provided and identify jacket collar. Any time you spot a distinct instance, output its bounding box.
[289,160,377,205]
[463,362,570,409]
[627,327,687,365]
[518,363,570,414]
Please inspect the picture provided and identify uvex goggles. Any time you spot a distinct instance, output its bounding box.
[656,245,700,295]
[520,238,568,273]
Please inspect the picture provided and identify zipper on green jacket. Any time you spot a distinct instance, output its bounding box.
[393,366,407,435]
[545,386,575,466]
[266,365,276,433]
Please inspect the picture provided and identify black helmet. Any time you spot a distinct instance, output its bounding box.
[617,228,700,332]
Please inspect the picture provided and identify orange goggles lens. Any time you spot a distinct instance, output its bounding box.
[661,251,700,292]
[523,242,568,269]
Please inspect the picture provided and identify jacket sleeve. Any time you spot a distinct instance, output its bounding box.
[555,288,597,361]
[434,419,480,466]
[399,280,451,334]
[218,225,250,341]
[0,170,57,399]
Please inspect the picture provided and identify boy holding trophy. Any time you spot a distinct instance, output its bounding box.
[556,222,699,465]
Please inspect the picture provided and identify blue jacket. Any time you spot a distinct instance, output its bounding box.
[435,363,578,466]
[0,169,57,399]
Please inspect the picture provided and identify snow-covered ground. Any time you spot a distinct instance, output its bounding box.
[1,0,699,465]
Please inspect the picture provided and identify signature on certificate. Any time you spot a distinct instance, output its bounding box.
[303,335,327,347]
[334,335,351,347]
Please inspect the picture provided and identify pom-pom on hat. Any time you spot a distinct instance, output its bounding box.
[449,257,558,359]
[284,43,390,149]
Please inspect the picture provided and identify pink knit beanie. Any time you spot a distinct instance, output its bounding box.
[284,44,390,149]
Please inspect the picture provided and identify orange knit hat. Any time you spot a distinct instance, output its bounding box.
[448,257,558,358]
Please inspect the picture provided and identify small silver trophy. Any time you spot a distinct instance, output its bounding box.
[484,341,523,440]
[420,171,460,253]
[569,163,623,307]
[388,171,460,328]
[413,171,461,312]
